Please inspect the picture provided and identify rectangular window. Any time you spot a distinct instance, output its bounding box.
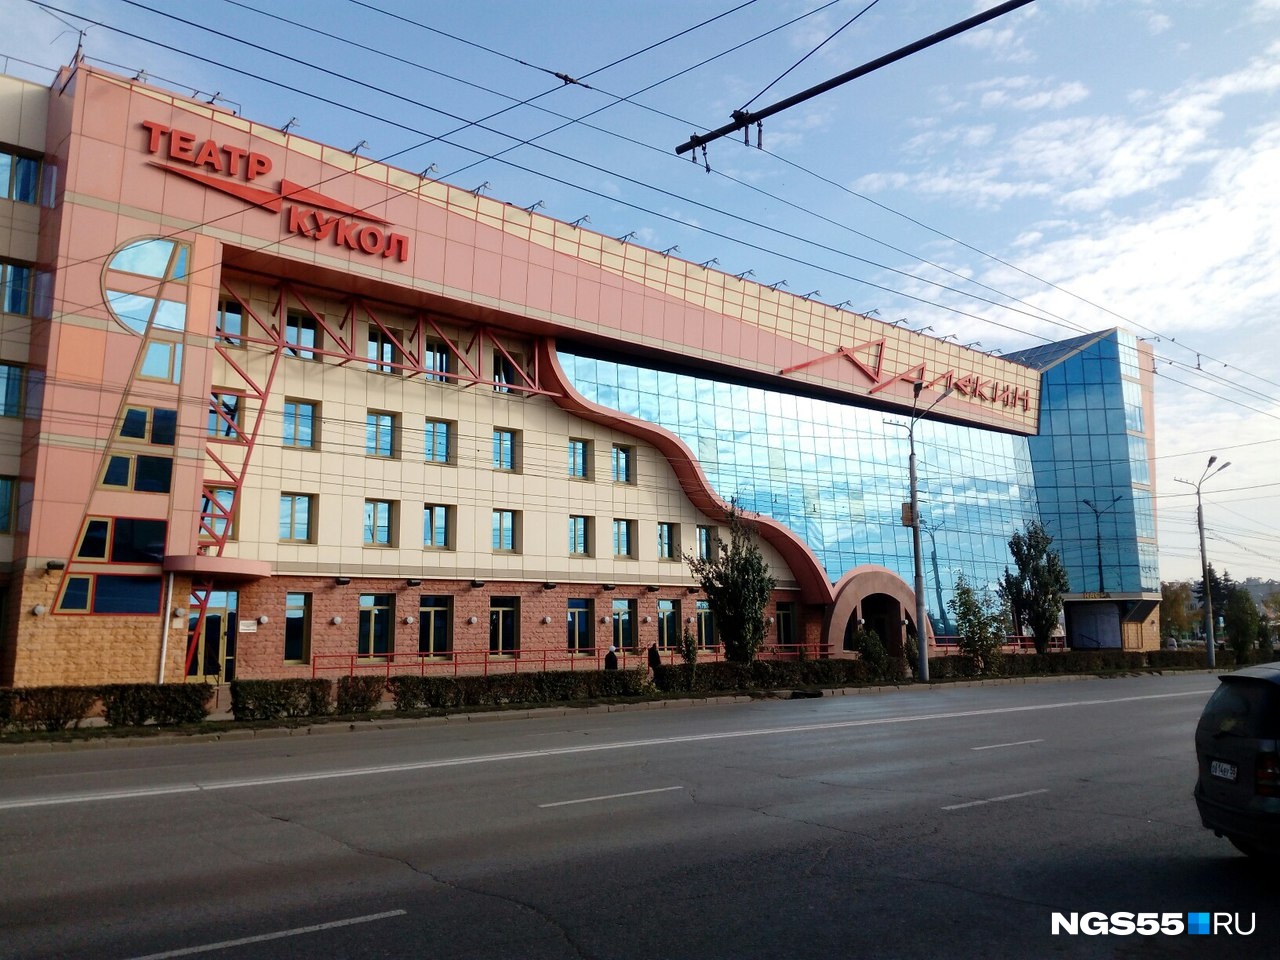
[657,598,681,649]
[367,326,400,373]
[611,444,634,483]
[493,348,522,393]
[283,400,317,449]
[364,499,395,546]
[776,602,796,649]
[1,150,40,204]
[492,509,518,552]
[612,598,637,650]
[424,339,451,382]
[423,503,452,549]
[419,595,452,656]
[279,493,313,542]
[424,418,453,464]
[492,428,519,471]
[216,298,243,346]
[0,475,14,533]
[697,525,716,561]
[489,596,519,656]
[567,598,593,653]
[358,593,394,658]
[285,310,319,359]
[200,487,235,541]
[1,260,33,316]
[284,592,311,663]
[0,362,22,417]
[568,515,591,556]
[697,599,716,648]
[208,392,242,439]
[612,518,635,558]
[107,518,167,563]
[657,521,679,560]
[568,438,591,479]
[366,411,396,458]
[90,575,163,614]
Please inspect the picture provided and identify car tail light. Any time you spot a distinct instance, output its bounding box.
[1257,752,1280,797]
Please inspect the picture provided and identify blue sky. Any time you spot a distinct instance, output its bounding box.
[6,0,1280,583]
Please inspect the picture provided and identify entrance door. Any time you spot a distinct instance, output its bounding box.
[186,589,238,681]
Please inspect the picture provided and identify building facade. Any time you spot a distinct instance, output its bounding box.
[0,65,1159,688]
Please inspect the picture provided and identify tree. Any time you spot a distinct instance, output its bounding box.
[686,505,776,664]
[998,521,1069,655]
[1223,586,1261,661]
[1161,581,1197,638]
[1193,565,1232,621]
[949,574,1008,676]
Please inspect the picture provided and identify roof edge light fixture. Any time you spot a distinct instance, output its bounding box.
[335,576,352,585]
[1175,456,1232,668]
[471,579,486,588]
[406,578,422,587]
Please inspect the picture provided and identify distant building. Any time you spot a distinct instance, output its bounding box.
[0,65,1160,687]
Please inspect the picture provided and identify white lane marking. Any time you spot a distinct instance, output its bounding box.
[942,788,1050,811]
[971,739,1044,751]
[0,689,1207,811]
[123,910,406,960]
[539,785,684,808]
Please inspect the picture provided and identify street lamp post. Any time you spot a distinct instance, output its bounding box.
[907,381,953,683]
[1081,495,1123,592]
[1175,456,1231,668]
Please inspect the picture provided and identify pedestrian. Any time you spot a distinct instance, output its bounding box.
[647,640,661,678]
[604,645,618,670]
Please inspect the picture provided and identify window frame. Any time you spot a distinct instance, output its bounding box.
[279,492,314,543]
[363,498,396,547]
[282,399,318,449]
[284,592,311,663]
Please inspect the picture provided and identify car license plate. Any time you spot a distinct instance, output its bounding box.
[1210,760,1238,783]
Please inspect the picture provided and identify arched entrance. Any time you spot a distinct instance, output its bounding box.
[829,565,931,660]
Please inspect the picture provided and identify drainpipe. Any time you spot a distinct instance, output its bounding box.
[158,572,174,684]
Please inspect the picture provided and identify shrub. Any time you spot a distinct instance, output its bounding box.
[847,627,892,681]
[231,679,333,721]
[388,669,648,712]
[100,684,217,727]
[0,687,15,732]
[12,686,98,732]
[335,676,386,714]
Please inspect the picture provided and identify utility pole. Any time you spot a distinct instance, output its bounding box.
[1175,456,1231,668]
[905,382,953,682]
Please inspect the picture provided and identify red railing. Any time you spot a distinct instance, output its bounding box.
[931,635,1067,653]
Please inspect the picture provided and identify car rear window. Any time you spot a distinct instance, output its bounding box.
[1201,680,1280,739]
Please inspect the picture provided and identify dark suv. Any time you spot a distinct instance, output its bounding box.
[1194,662,1280,857]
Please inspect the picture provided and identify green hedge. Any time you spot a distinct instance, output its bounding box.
[99,684,215,727]
[229,679,333,721]
[336,676,387,714]
[1,686,98,732]
[388,668,649,711]
[651,658,894,694]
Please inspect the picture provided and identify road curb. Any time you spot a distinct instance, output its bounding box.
[0,671,1217,755]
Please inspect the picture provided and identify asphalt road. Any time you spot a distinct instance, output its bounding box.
[0,673,1273,960]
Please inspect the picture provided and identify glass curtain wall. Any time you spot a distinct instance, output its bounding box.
[561,353,1041,629]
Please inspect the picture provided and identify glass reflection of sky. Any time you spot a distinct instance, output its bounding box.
[561,352,1041,627]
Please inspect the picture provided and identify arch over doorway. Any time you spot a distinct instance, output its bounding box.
[829,565,933,658]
